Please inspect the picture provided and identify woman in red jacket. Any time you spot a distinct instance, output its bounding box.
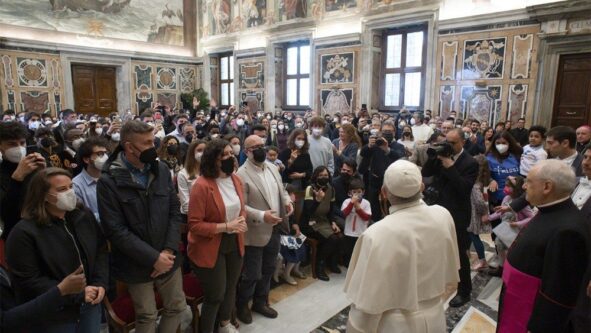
[187,139,247,333]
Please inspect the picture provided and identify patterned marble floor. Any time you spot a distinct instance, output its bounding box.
[312,235,502,333]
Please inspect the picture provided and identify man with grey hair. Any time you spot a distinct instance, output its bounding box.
[496,159,590,333]
[344,160,460,333]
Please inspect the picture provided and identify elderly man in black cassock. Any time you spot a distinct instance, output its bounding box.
[497,159,590,333]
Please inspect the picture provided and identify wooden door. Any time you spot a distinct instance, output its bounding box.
[72,65,117,116]
[552,53,591,128]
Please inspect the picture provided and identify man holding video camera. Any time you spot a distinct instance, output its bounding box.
[421,128,478,308]
[359,120,406,222]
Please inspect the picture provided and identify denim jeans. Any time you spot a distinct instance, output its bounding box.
[30,303,102,333]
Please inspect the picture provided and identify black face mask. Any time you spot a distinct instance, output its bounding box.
[252,147,266,163]
[220,157,234,175]
[383,132,394,143]
[167,144,178,155]
[185,134,193,143]
[317,177,329,186]
[137,146,158,164]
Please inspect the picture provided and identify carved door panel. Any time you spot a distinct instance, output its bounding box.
[552,53,591,128]
[72,65,117,116]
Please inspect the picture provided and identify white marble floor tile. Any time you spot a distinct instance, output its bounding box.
[240,270,350,333]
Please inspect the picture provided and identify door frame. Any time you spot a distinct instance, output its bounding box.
[534,34,591,128]
[61,52,131,114]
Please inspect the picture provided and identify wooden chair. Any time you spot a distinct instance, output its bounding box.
[103,281,166,333]
[305,238,319,279]
[183,273,204,333]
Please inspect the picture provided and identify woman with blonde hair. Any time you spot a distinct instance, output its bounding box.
[332,123,361,177]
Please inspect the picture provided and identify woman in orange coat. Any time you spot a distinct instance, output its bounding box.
[187,139,247,333]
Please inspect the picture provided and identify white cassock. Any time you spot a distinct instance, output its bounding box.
[344,200,460,333]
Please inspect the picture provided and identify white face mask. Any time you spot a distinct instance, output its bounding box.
[111,132,121,142]
[155,130,166,139]
[271,124,277,130]
[232,144,241,156]
[496,144,509,154]
[95,127,103,135]
[370,128,379,136]
[399,121,407,127]
[72,138,85,150]
[295,122,303,128]
[194,151,203,162]
[29,121,41,131]
[4,146,26,163]
[312,128,322,137]
[341,120,349,125]
[278,124,285,131]
[236,118,245,127]
[295,139,305,149]
[410,118,416,126]
[51,189,77,211]
[429,123,437,129]
[93,154,108,170]
[44,120,53,126]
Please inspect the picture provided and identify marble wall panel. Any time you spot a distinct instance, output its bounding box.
[460,85,502,124]
[511,34,533,79]
[0,50,64,115]
[441,41,457,81]
[439,85,455,116]
[316,45,360,113]
[434,25,539,125]
[131,61,199,112]
[321,88,353,115]
[507,84,528,122]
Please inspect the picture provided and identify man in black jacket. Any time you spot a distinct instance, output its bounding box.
[97,120,186,333]
[509,117,529,147]
[421,128,478,308]
[0,121,46,242]
[359,120,406,222]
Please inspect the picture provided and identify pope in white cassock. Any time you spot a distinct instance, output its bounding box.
[344,160,461,333]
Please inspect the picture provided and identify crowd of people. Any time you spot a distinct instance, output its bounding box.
[0,101,589,333]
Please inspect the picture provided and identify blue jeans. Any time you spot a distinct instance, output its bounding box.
[31,303,102,333]
[469,233,485,260]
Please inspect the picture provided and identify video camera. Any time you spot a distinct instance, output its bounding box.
[427,142,454,158]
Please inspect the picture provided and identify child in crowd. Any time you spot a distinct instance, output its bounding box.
[277,184,308,285]
[341,178,372,266]
[485,176,535,276]
[266,145,285,173]
[468,155,492,271]
[519,125,547,177]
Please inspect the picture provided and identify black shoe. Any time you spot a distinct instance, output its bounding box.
[236,304,252,324]
[328,264,341,274]
[448,294,471,308]
[252,303,278,319]
[316,264,330,281]
[487,266,503,277]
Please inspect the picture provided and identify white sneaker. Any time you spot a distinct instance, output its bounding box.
[219,323,239,333]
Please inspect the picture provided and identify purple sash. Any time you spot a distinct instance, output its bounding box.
[499,260,542,333]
